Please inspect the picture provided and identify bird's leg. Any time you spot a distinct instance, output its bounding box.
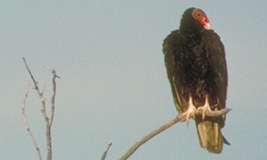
[179,96,197,124]
[197,95,212,120]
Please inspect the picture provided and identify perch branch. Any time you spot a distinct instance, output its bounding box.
[119,108,230,160]
[119,116,180,160]
[22,84,43,160]
[101,139,113,160]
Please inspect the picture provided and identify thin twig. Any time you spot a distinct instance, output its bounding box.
[22,84,43,160]
[119,108,231,160]
[41,83,47,95]
[23,58,38,90]
[101,139,113,160]
[23,57,49,123]
[50,69,58,126]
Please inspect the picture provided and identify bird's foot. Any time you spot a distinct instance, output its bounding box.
[197,95,212,120]
[178,96,197,125]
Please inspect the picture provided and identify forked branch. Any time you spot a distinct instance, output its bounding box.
[22,57,59,160]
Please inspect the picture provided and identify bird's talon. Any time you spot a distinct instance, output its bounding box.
[197,96,212,120]
[178,96,196,123]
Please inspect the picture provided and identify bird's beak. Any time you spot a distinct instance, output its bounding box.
[201,17,211,30]
[204,22,211,30]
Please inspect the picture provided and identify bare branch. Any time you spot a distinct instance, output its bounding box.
[46,69,59,160]
[46,125,52,160]
[23,58,38,90]
[41,83,47,95]
[23,57,49,123]
[120,117,181,160]
[22,58,59,160]
[49,69,58,126]
[120,108,231,160]
[101,139,113,160]
[22,84,43,160]
[196,108,231,117]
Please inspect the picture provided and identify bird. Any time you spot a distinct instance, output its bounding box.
[162,7,229,153]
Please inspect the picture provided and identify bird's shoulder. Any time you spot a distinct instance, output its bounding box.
[203,30,225,54]
[162,30,181,55]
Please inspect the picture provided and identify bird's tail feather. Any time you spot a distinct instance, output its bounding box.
[195,116,229,153]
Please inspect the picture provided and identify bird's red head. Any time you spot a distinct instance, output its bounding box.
[191,9,211,30]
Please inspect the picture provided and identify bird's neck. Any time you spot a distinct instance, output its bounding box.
[180,26,205,36]
[179,18,205,35]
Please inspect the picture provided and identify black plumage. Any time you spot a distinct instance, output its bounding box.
[163,8,229,153]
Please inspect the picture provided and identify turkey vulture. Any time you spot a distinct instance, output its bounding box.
[163,8,229,153]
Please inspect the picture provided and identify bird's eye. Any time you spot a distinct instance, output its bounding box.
[191,9,206,21]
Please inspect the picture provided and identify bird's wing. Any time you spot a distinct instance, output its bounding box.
[204,30,228,110]
[163,30,187,113]
[195,31,229,153]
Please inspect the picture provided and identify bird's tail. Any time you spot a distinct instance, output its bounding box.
[195,116,230,153]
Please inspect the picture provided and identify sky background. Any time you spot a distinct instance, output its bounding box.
[1,1,267,160]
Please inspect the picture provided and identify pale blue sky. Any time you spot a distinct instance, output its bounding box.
[1,1,267,159]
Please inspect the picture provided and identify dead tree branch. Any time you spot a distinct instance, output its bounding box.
[22,57,59,160]
[101,139,113,160]
[50,69,59,126]
[119,108,230,160]
[22,83,43,160]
